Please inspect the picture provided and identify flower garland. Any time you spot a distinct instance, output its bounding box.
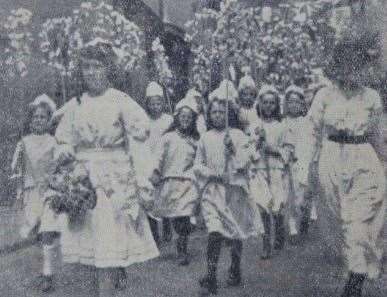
[38,17,75,76]
[38,1,145,76]
[71,1,145,71]
[0,8,33,78]
[151,37,173,84]
[186,0,333,92]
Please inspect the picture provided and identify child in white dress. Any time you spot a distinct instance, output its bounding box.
[144,81,173,246]
[250,85,291,259]
[150,96,200,265]
[194,81,260,295]
[282,85,314,243]
[11,95,61,293]
[236,71,260,135]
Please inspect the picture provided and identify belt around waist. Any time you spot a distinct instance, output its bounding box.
[327,134,368,144]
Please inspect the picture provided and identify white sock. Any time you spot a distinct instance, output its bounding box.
[310,203,318,221]
[289,217,298,236]
[42,244,56,276]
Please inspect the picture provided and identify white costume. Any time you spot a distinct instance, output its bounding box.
[309,86,386,279]
[55,88,159,268]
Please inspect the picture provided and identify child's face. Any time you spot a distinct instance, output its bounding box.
[82,58,109,94]
[147,96,164,117]
[286,93,305,117]
[260,93,278,118]
[31,106,50,134]
[178,107,195,132]
[210,101,226,130]
[239,87,256,108]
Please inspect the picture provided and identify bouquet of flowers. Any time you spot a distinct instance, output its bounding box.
[0,8,33,78]
[46,159,96,227]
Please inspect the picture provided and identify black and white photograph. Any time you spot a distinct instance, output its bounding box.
[0,0,386,296]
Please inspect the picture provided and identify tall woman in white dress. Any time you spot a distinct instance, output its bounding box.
[55,42,159,295]
[308,39,387,297]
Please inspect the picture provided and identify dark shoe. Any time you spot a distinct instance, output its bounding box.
[114,268,127,291]
[163,219,172,242]
[288,234,300,246]
[40,275,54,293]
[261,234,272,260]
[199,276,217,295]
[341,272,366,297]
[226,270,241,287]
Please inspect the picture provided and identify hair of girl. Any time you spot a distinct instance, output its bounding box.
[255,88,282,122]
[22,102,53,136]
[206,98,243,131]
[164,108,200,141]
[76,42,119,101]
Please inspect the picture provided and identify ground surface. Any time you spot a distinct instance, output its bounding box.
[1,225,387,297]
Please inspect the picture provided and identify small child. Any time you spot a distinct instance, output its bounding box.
[150,95,200,266]
[250,85,290,259]
[184,88,207,135]
[282,85,315,241]
[145,81,174,245]
[10,95,61,293]
[194,81,260,295]
[236,70,260,136]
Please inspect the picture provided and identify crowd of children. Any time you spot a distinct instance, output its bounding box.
[10,38,385,297]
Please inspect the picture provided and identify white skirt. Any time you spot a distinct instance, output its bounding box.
[20,186,63,238]
[60,149,159,268]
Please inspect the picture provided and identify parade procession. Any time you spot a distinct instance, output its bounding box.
[0,0,387,296]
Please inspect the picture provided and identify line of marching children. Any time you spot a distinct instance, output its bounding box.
[11,68,319,295]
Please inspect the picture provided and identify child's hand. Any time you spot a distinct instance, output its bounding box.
[224,133,235,156]
[149,170,162,187]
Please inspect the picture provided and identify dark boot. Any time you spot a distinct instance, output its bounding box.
[163,218,172,242]
[199,233,223,295]
[114,267,127,291]
[299,206,310,238]
[341,272,366,297]
[148,216,161,247]
[40,275,54,293]
[177,235,190,266]
[261,234,272,260]
[260,211,272,259]
[227,240,242,287]
[199,275,218,295]
[274,214,285,251]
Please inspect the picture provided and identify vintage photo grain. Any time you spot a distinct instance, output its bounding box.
[0,0,386,296]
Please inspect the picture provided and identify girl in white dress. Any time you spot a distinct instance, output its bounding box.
[194,81,260,295]
[11,95,61,293]
[236,72,260,136]
[250,85,291,259]
[150,96,200,266]
[282,85,314,243]
[144,81,173,246]
[55,43,159,295]
[308,40,387,297]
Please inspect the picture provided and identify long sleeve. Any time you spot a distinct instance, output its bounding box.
[367,90,387,165]
[11,141,24,177]
[307,87,327,164]
[120,96,153,188]
[193,138,216,182]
